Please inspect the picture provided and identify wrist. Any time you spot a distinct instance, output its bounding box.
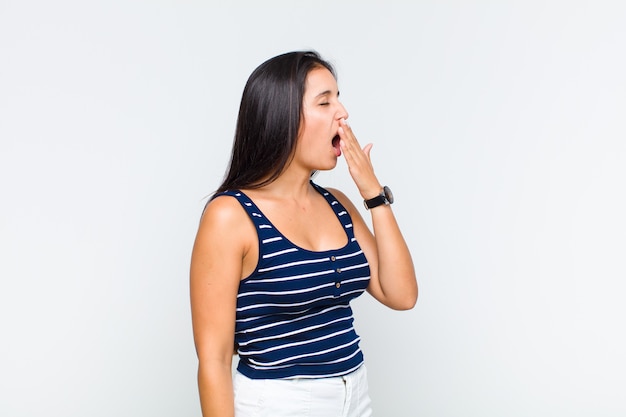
[363,186,394,210]
[360,184,383,200]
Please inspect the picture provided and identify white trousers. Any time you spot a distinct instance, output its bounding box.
[233,365,373,417]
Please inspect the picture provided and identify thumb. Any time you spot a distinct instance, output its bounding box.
[362,143,373,159]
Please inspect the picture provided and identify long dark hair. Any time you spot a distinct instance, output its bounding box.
[214,51,336,195]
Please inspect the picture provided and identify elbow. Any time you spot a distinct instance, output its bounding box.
[390,286,418,311]
[399,279,419,310]
[395,268,418,310]
[394,294,418,311]
[375,270,419,310]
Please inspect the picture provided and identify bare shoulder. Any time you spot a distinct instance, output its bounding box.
[194,194,255,255]
[200,195,248,229]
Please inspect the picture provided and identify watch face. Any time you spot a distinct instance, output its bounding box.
[383,186,394,204]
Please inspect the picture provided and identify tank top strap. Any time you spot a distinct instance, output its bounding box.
[310,181,357,241]
[217,185,356,243]
[214,190,281,242]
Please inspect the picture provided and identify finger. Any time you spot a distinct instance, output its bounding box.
[337,123,380,195]
[338,126,364,163]
[339,127,371,170]
[339,135,363,165]
[339,118,361,147]
[340,138,374,177]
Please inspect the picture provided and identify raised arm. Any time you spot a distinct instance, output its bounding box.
[335,118,418,310]
[190,196,251,417]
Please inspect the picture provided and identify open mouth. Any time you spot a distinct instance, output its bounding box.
[332,134,341,156]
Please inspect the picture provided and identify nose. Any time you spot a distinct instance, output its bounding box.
[337,102,349,121]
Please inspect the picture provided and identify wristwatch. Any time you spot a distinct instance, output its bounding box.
[363,186,394,210]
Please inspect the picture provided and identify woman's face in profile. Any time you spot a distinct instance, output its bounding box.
[295,67,349,172]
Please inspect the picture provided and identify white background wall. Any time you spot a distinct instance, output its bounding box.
[1,1,625,416]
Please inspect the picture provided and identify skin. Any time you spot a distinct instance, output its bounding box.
[190,67,418,417]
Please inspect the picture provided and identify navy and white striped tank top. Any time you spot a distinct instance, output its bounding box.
[218,182,370,379]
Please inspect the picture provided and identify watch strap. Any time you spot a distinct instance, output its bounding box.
[364,193,387,210]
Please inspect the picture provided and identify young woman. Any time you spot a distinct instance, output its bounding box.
[190,51,417,417]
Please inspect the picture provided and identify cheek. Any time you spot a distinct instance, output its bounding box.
[300,121,325,144]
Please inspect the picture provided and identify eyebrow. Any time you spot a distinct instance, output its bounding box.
[315,90,340,98]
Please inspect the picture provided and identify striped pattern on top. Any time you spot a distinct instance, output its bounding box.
[219,182,370,379]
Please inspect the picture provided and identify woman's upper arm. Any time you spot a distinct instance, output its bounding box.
[190,196,249,364]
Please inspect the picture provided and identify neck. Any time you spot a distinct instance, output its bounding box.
[252,166,316,201]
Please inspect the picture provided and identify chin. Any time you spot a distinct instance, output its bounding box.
[321,159,338,171]
[307,155,338,173]
[311,164,336,174]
